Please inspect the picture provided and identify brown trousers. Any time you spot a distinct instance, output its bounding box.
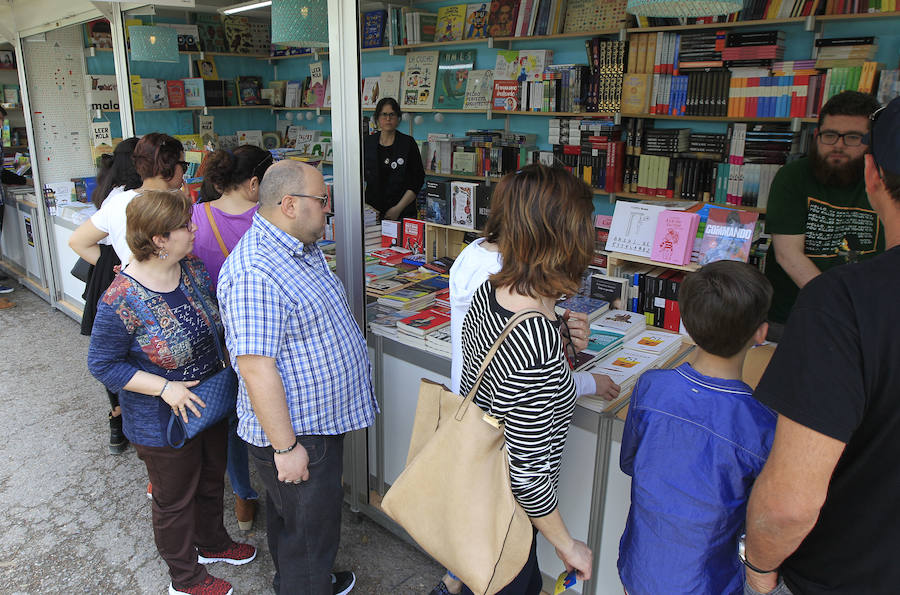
[134,419,232,589]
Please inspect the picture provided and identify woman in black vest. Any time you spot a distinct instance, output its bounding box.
[364,97,425,221]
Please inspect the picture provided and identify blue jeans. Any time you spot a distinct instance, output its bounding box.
[227,412,258,500]
[248,433,345,595]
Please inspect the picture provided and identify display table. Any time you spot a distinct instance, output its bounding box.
[0,185,50,298]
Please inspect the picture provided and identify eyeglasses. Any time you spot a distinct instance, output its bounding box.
[378,112,398,119]
[817,131,866,147]
[278,192,329,208]
[177,160,190,171]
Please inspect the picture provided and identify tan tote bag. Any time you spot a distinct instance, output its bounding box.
[381,310,543,595]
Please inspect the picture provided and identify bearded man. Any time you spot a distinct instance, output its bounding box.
[763,91,883,340]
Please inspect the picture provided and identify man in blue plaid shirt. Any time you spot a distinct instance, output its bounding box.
[218,160,377,595]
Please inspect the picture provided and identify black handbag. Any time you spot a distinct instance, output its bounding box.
[70,257,92,283]
[165,263,238,448]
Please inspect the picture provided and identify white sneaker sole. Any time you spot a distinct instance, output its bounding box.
[197,548,257,566]
[169,582,233,595]
[333,572,356,595]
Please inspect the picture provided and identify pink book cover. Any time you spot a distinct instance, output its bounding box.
[651,210,700,265]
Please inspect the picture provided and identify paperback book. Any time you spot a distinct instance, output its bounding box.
[463,69,494,110]
[697,207,759,265]
[436,49,476,110]
[401,52,439,109]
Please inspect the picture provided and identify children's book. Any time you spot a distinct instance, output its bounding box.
[434,4,467,42]
[197,13,228,53]
[401,52,439,109]
[361,77,381,108]
[450,181,477,229]
[237,130,263,148]
[308,62,326,107]
[516,49,553,82]
[698,207,759,265]
[494,50,520,80]
[161,24,201,51]
[380,71,402,102]
[464,3,491,39]
[141,78,169,109]
[183,78,205,107]
[166,80,186,109]
[223,15,253,53]
[362,10,388,48]
[436,49,476,110]
[492,80,519,111]
[237,76,263,105]
[197,114,217,150]
[463,69,494,110]
[130,75,143,109]
[196,58,218,81]
[268,80,286,107]
[651,210,701,266]
[488,0,520,37]
[624,331,683,358]
[592,309,647,341]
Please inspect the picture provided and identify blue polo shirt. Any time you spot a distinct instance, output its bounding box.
[618,362,776,595]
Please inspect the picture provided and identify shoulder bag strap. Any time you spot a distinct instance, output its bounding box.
[456,309,545,421]
[179,260,227,366]
[204,202,230,258]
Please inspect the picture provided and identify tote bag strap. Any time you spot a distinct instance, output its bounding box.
[179,260,227,366]
[456,309,545,421]
[204,202,231,258]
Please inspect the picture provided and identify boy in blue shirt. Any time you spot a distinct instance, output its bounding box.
[618,260,777,595]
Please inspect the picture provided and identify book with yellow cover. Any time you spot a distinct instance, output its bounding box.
[434,4,467,42]
[621,73,652,114]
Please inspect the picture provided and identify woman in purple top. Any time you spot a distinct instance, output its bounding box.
[191,144,273,531]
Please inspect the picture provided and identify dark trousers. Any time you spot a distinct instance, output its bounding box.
[106,387,119,410]
[249,433,345,595]
[460,529,541,595]
[134,419,231,589]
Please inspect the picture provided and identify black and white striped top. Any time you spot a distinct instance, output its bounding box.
[460,281,577,517]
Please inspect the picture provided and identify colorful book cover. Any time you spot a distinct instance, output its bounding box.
[361,77,381,108]
[183,78,205,107]
[398,308,452,337]
[129,75,143,110]
[434,4,467,41]
[402,218,426,256]
[362,10,388,48]
[381,219,402,247]
[554,296,610,320]
[166,80,186,109]
[223,15,253,53]
[161,24,201,52]
[698,207,759,265]
[196,13,228,53]
[517,50,553,82]
[494,49,520,80]
[488,0,520,37]
[492,80,519,110]
[237,76,263,105]
[464,3,491,39]
[401,51,439,109]
[463,69,494,110]
[450,181,477,229]
[651,210,700,265]
[436,49,476,110]
[142,78,169,109]
[196,58,218,80]
[624,331,683,357]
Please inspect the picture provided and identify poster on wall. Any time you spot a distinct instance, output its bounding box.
[90,122,112,148]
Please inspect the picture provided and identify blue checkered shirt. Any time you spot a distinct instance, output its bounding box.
[218,213,378,446]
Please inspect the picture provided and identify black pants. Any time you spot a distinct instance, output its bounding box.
[249,434,345,595]
[133,420,231,589]
[460,529,542,595]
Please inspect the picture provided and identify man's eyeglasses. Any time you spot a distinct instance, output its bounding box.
[278,192,329,208]
[177,160,190,171]
[378,112,398,119]
[817,131,866,147]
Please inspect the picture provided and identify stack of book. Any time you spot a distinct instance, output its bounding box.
[377,284,438,311]
[425,327,452,358]
[722,31,785,67]
[554,296,610,322]
[814,36,877,68]
[366,303,409,338]
[396,306,452,351]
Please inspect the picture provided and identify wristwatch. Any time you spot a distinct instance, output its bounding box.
[738,534,779,574]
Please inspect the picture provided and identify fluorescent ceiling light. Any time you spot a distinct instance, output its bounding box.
[220,0,272,15]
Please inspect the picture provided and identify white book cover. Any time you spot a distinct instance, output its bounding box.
[237,130,263,148]
[589,348,658,384]
[361,77,381,108]
[449,181,477,229]
[463,69,494,110]
[379,71,402,102]
[401,52,439,109]
[592,309,647,338]
[494,50,520,81]
[605,200,667,258]
[624,331,682,357]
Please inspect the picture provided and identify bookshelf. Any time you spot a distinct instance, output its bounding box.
[605,251,700,273]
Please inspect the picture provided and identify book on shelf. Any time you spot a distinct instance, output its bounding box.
[425,180,450,224]
[223,15,254,53]
[365,263,399,285]
[361,77,380,108]
[397,308,452,337]
[463,69,494,110]
[381,219,402,247]
[465,3,491,39]
[268,80,286,107]
[197,114,217,150]
[84,19,112,49]
[436,49,476,110]
[197,13,228,53]
[422,256,456,274]
[372,246,413,266]
[141,79,169,109]
[590,273,629,311]
[555,296,610,322]
[362,10,388,48]
[196,58,218,81]
[605,200,668,259]
[474,184,493,230]
[435,4,468,41]
[651,210,701,266]
[166,80,186,109]
[129,75,143,109]
[450,180,477,229]
[401,51,439,109]
[236,76,263,105]
[563,0,627,34]
[236,130,263,148]
[160,24,200,52]
[488,0,519,37]
[697,207,760,265]
[624,330,683,360]
[620,73,652,115]
[380,71,402,102]
[494,50,520,81]
[403,218,426,258]
[204,80,226,107]
[492,80,520,111]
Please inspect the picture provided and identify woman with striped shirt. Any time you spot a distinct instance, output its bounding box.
[458,164,595,594]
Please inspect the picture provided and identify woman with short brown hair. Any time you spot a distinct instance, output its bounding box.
[88,190,255,595]
[457,164,595,594]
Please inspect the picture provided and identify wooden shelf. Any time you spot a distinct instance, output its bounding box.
[638,114,816,124]
[264,51,329,60]
[816,10,900,22]
[614,191,767,213]
[626,16,807,33]
[426,170,499,182]
[271,106,331,111]
[496,28,622,41]
[425,222,479,233]
[606,251,700,272]
[87,47,269,59]
[491,109,617,117]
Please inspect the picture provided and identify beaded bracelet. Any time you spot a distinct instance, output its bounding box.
[274,438,299,454]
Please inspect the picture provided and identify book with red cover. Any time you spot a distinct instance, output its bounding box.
[397,307,451,337]
[698,207,759,265]
[487,0,520,37]
[381,219,402,247]
[371,246,412,265]
[402,218,426,256]
[492,80,519,111]
[651,210,701,266]
[166,80,186,108]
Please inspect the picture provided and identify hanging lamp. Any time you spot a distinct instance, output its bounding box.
[626,0,742,17]
[271,0,329,48]
[130,26,180,62]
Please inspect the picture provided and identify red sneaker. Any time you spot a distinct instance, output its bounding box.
[197,541,257,566]
[168,574,233,595]
[146,482,153,501]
